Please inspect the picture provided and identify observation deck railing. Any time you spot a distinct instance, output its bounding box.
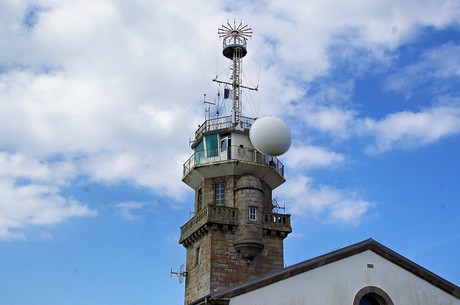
[195,115,254,141]
[183,145,284,179]
[223,34,248,50]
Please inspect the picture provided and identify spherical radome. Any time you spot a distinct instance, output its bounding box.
[249,116,291,156]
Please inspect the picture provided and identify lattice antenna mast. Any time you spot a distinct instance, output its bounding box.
[218,21,252,127]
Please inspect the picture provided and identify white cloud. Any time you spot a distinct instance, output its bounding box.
[0,151,75,183]
[115,201,158,221]
[298,105,357,138]
[362,102,460,154]
[279,174,371,225]
[384,42,460,97]
[330,199,371,224]
[0,152,96,240]
[1,0,459,238]
[285,144,345,170]
[82,151,189,200]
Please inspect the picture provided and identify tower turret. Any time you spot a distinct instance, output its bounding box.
[179,22,292,305]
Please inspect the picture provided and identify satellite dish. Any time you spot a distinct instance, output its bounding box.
[249,116,291,156]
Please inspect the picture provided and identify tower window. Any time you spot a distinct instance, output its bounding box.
[195,247,201,267]
[221,137,228,152]
[249,207,257,221]
[215,183,225,205]
[196,188,203,212]
[194,140,205,164]
[205,134,218,157]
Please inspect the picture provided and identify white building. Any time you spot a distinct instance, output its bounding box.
[190,238,460,305]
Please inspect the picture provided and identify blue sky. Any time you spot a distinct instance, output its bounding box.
[1,1,460,304]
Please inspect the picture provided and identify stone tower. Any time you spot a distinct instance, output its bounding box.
[179,22,292,305]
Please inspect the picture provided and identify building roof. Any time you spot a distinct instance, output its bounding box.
[191,238,460,305]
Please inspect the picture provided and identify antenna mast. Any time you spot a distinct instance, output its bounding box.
[217,20,253,128]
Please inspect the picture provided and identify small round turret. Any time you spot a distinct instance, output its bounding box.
[234,175,264,261]
[218,21,252,60]
[222,31,248,59]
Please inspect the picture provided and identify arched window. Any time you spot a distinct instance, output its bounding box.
[360,294,381,305]
[353,286,394,305]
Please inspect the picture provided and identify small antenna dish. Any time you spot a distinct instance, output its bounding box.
[170,264,187,284]
[272,197,286,213]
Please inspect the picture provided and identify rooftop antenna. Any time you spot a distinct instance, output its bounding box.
[204,93,215,121]
[170,264,187,284]
[272,197,286,213]
[215,20,256,129]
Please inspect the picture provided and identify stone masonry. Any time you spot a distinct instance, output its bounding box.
[180,174,291,305]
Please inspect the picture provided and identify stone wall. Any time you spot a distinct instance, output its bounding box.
[184,233,211,305]
[182,174,290,305]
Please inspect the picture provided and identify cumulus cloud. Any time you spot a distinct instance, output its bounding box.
[280,174,371,225]
[0,152,96,240]
[115,201,158,221]
[1,0,459,238]
[384,42,460,97]
[362,101,460,154]
[297,105,358,139]
[285,144,345,170]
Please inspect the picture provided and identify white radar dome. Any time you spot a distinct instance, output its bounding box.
[249,116,291,156]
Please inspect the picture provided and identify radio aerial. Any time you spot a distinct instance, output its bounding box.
[170,264,187,284]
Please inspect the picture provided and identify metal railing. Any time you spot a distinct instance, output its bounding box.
[183,145,284,178]
[194,115,255,141]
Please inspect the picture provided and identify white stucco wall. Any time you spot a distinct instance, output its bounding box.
[229,251,460,305]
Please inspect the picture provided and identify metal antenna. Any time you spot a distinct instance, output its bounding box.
[170,264,187,284]
[216,20,253,128]
[204,93,215,121]
[272,197,286,213]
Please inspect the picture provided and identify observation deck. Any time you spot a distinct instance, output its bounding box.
[183,115,285,190]
[192,115,253,146]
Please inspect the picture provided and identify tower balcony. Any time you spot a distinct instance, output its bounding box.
[184,114,286,190]
[263,212,292,237]
[179,204,292,247]
[182,145,285,190]
[179,204,239,247]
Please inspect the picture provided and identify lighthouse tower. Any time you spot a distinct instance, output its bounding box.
[179,21,292,305]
